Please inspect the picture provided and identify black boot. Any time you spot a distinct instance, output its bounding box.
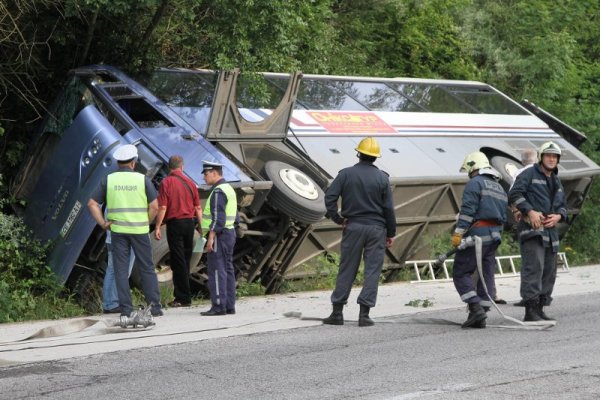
[462,303,487,328]
[537,296,554,321]
[358,304,374,327]
[514,299,525,307]
[323,303,344,325]
[524,299,543,322]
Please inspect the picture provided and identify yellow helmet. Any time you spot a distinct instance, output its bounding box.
[355,137,381,158]
[538,141,561,162]
[460,151,491,174]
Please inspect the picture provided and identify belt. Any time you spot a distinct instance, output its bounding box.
[166,218,194,223]
[471,219,501,228]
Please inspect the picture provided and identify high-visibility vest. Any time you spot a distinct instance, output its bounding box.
[201,183,237,233]
[106,171,149,234]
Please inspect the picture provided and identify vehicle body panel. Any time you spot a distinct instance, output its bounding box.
[23,105,123,283]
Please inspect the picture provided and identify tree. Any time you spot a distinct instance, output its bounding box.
[327,0,477,79]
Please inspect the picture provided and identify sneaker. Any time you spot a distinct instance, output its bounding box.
[226,309,236,315]
[103,307,121,314]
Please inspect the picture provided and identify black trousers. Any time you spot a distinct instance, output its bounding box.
[166,218,194,303]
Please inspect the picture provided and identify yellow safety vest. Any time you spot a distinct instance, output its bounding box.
[201,183,237,233]
[106,171,149,234]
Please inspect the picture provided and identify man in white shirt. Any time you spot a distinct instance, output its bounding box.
[510,148,537,188]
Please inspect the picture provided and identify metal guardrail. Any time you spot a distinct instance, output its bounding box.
[409,252,569,283]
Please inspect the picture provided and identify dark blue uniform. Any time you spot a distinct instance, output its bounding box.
[206,179,237,313]
[509,163,567,305]
[453,173,507,308]
[325,160,396,308]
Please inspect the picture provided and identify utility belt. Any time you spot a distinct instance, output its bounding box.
[471,219,502,228]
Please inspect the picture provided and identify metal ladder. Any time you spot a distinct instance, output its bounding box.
[408,252,569,283]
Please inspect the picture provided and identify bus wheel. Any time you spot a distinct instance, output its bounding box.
[68,268,103,314]
[263,161,326,224]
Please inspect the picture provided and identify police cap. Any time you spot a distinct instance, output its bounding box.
[114,144,138,162]
[201,160,224,174]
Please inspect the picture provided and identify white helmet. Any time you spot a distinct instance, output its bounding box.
[538,141,561,163]
[460,151,491,174]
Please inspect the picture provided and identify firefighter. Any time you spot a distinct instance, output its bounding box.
[322,137,396,327]
[509,141,566,322]
[452,152,507,328]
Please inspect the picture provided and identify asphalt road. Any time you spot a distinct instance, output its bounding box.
[1,292,599,400]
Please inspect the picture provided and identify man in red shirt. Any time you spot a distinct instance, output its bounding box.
[154,155,203,307]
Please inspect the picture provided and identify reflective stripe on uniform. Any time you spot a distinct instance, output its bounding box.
[459,214,473,223]
[107,172,149,234]
[461,290,477,301]
[481,189,508,202]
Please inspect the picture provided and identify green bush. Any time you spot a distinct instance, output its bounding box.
[236,280,266,297]
[0,208,84,322]
[278,253,342,293]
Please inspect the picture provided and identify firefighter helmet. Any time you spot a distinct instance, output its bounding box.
[460,151,491,174]
[538,141,561,162]
[355,137,381,158]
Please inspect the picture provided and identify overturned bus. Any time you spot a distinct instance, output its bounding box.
[12,65,600,309]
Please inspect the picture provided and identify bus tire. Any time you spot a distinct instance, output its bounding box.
[68,268,103,314]
[263,161,326,224]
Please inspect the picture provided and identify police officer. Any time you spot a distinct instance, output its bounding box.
[87,144,163,317]
[322,137,396,327]
[509,141,566,322]
[199,161,238,316]
[452,152,507,329]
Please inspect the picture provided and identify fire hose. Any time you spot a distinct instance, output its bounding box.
[436,236,555,330]
[1,306,156,343]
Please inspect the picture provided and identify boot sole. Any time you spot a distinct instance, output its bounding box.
[323,320,344,326]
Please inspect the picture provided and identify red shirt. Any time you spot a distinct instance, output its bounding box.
[157,169,201,220]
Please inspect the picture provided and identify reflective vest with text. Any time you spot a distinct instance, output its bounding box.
[107,172,149,234]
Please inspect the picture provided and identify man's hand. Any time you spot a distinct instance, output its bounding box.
[513,210,523,222]
[511,205,522,222]
[206,232,215,253]
[451,232,463,247]
[102,221,112,231]
[527,210,545,229]
[386,237,393,249]
[543,213,561,229]
[154,228,161,241]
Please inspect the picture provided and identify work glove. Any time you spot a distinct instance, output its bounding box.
[451,232,463,247]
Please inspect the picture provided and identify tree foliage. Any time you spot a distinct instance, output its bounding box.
[328,0,477,78]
